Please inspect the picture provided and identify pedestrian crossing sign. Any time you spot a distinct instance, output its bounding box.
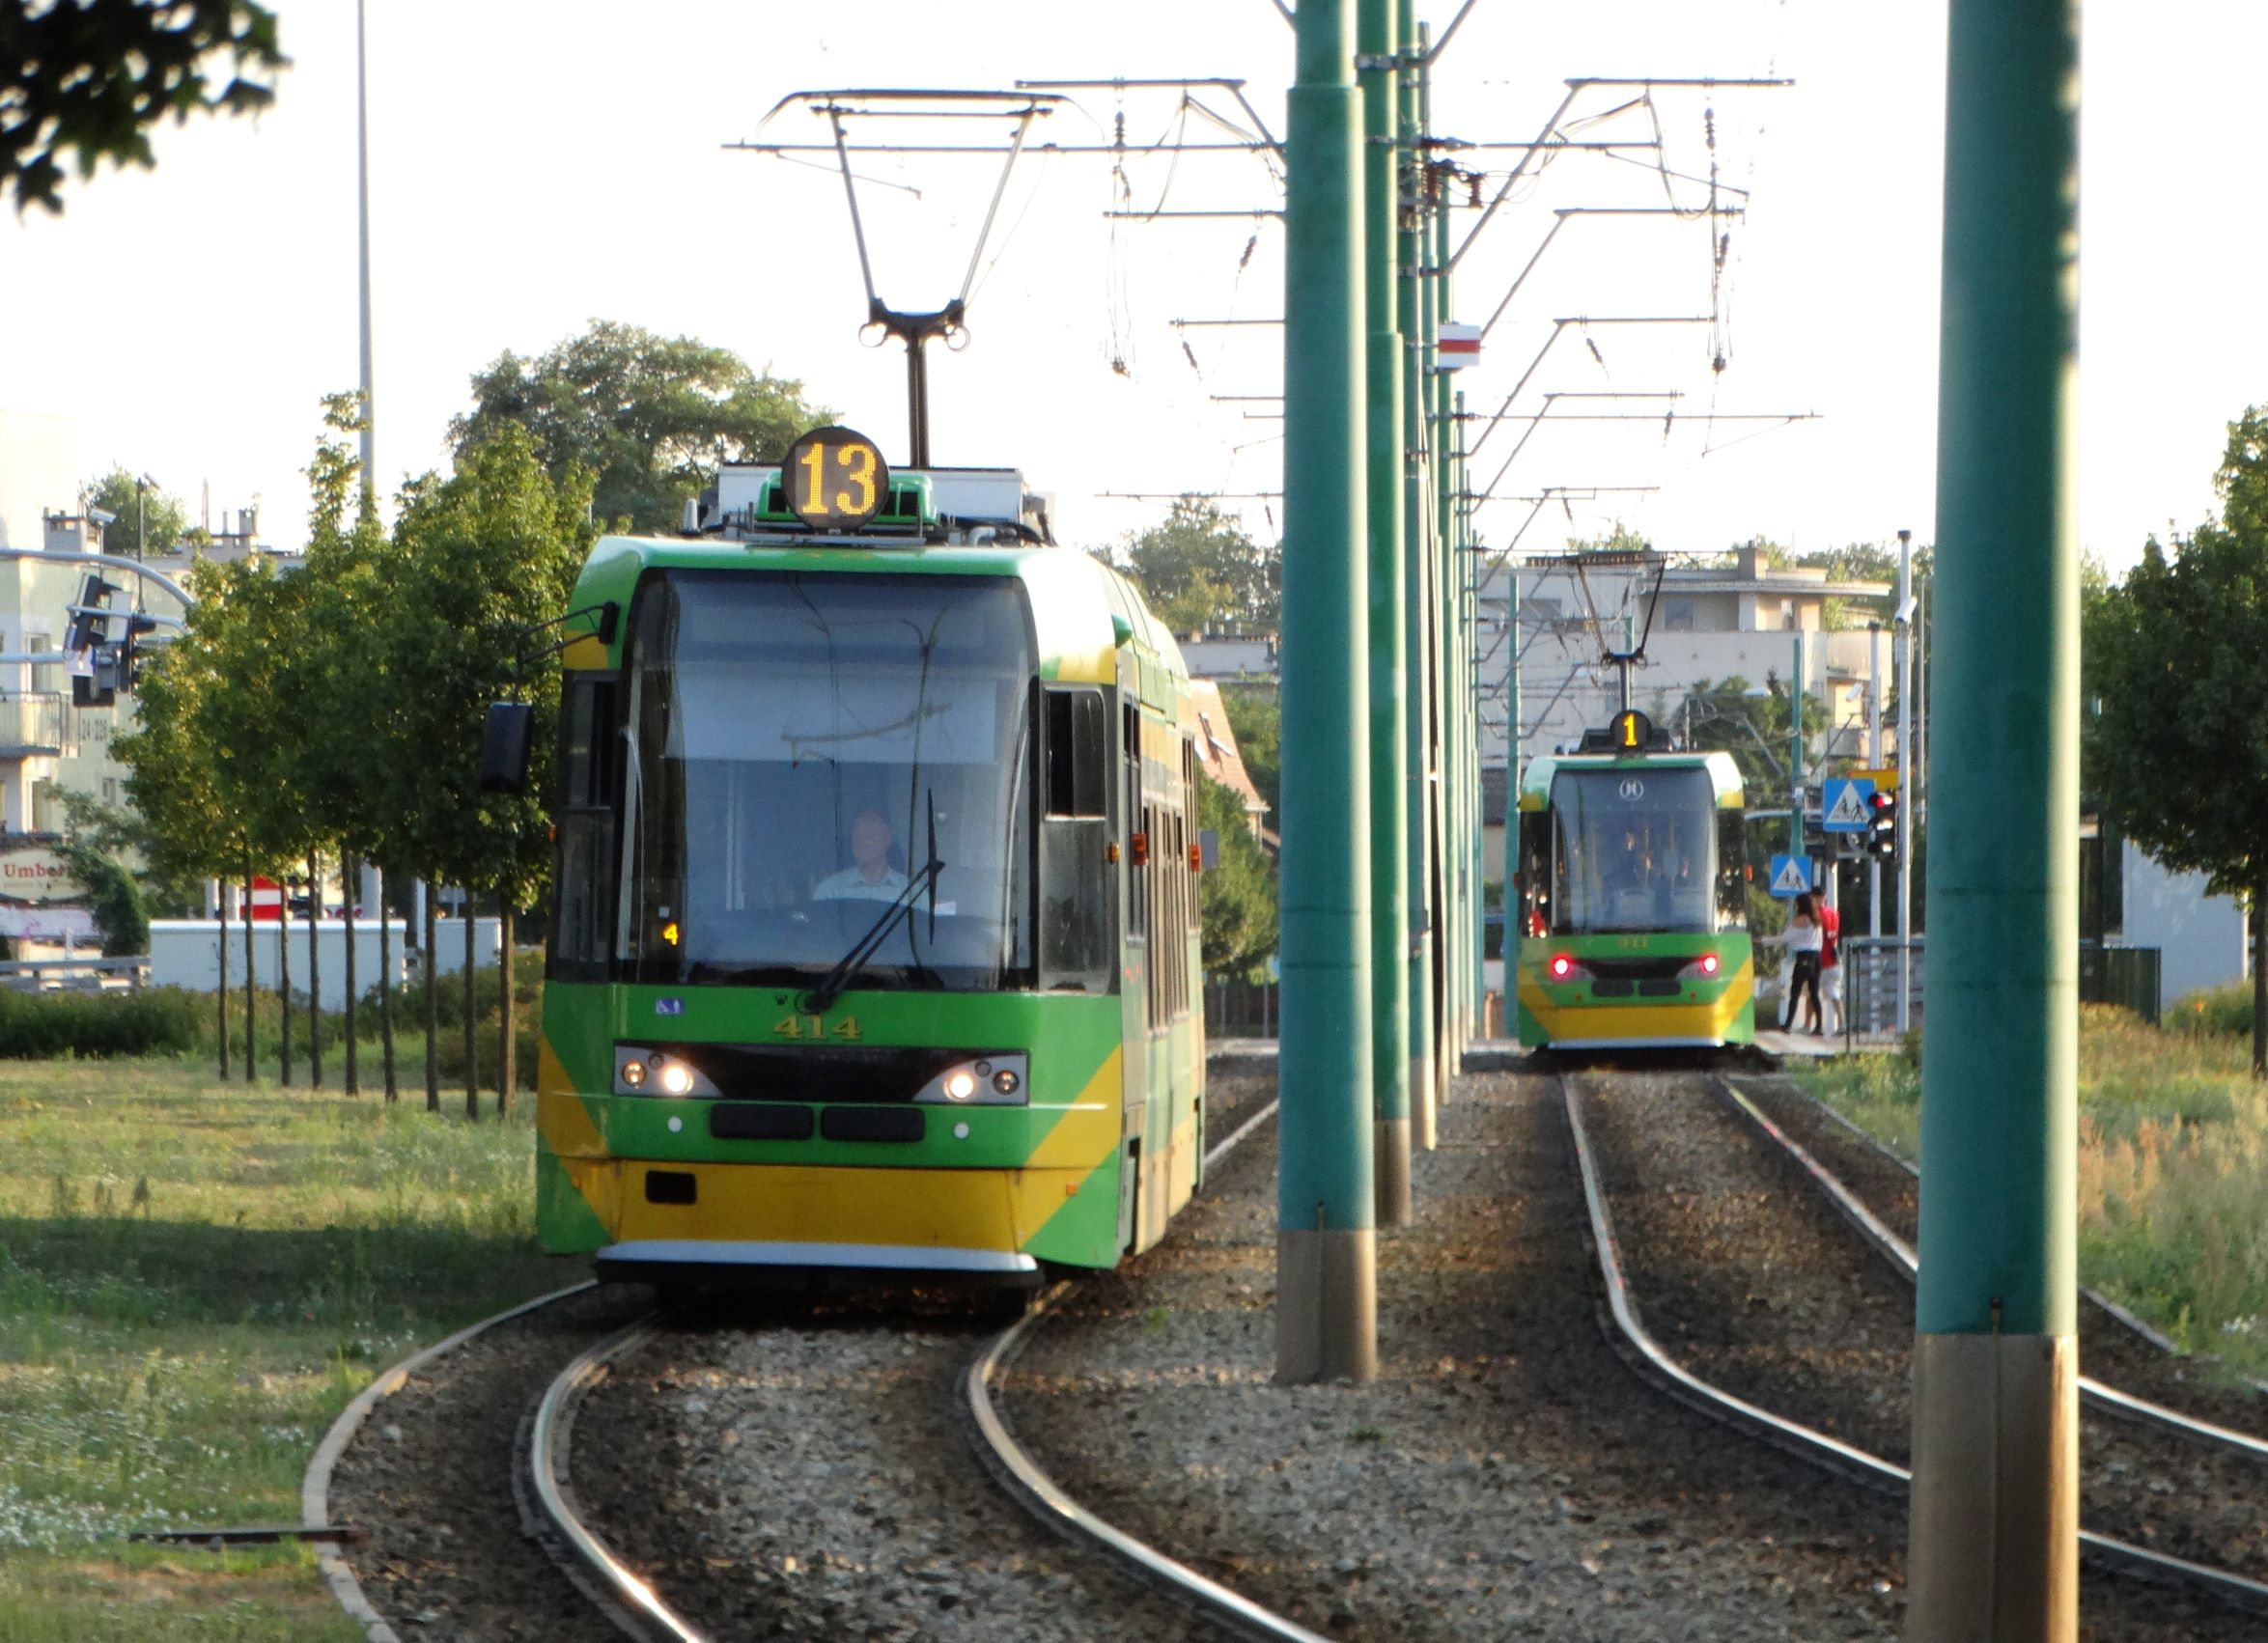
[1821,776,1876,833]
[1768,854,1814,898]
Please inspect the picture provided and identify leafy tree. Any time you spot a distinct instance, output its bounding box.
[2087,405,2268,1074]
[1110,496,1280,635]
[83,467,188,558]
[1218,685,1279,827]
[450,320,822,531]
[53,834,146,957]
[2,0,286,213]
[1196,773,1275,984]
[1679,673,1830,804]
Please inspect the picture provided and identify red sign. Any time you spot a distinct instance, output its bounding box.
[248,876,282,923]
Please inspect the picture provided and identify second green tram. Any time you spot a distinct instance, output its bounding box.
[532,459,1207,1283]
[1512,738,1755,1050]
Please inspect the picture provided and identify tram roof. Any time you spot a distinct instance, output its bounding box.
[557,532,1189,695]
[1518,747,1746,811]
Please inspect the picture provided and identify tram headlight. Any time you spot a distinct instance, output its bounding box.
[613,1046,717,1098]
[915,1052,1029,1106]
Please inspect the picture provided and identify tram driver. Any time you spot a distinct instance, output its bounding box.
[814,808,910,903]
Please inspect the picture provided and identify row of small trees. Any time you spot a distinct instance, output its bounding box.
[117,397,592,1114]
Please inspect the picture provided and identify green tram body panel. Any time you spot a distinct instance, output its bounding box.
[1511,748,1757,1050]
[533,519,1209,1278]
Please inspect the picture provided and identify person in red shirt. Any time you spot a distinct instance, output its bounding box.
[1816,896,1842,1035]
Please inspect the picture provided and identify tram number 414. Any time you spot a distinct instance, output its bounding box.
[772,1014,861,1042]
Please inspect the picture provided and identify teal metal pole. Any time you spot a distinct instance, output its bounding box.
[1426,119,1464,1072]
[1275,0,1377,1384]
[1395,0,1435,1149]
[1785,629,1805,1035]
[1359,0,1411,1226]
[1909,0,2081,1631]
[1502,554,1521,1033]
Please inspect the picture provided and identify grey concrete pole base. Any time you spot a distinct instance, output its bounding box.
[1374,1117,1413,1226]
[1275,1228,1379,1382]
[1414,1053,1438,1149]
[1908,1331,2078,1642]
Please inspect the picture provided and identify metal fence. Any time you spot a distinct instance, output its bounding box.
[1837,936,1922,1047]
[0,956,149,993]
[1831,935,2164,1044]
[1205,980,1278,1039]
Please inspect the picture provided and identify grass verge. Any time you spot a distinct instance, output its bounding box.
[0,1054,571,1639]
[1799,1005,2268,1383]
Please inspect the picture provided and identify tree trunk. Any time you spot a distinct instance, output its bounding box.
[499,899,516,1117]
[306,850,322,1089]
[242,862,256,1085]
[342,851,359,1095]
[462,889,478,1120]
[2253,868,2266,1080]
[423,878,439,1114]
[278,874,293,1086]
[378,864,397,1102]
[215,882,230,1081]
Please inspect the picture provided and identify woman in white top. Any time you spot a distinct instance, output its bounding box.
[1774,892,1825,1034]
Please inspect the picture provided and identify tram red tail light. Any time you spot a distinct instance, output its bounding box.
[1676,953,1723,980]
[1549,953,1576,981]
[1700,952,1721,977]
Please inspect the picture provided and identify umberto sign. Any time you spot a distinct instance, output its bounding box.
[0,847,77,905]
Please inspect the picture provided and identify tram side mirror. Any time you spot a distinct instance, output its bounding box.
[480,702,535,795]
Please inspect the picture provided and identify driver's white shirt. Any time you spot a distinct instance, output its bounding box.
[814,866,910,903]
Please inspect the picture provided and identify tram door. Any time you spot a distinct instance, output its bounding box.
[1116,687,1149,1254]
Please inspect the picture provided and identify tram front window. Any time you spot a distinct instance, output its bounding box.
[1549,766,1718,934]
[618,570,1037,989]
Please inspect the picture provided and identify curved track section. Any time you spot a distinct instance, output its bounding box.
[303,1281,599,1643]
[526,1317,694,1643]
[529,1097,1302,1643]
[1713,1076,2268,1466]
[1559,1072,2268,1617]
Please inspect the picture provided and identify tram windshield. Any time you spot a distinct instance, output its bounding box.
[1548,766,1720,934]
[617,570,1036,989]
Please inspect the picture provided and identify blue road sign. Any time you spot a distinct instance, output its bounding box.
[1821,776,1877,833]
[1767,853,1814,898]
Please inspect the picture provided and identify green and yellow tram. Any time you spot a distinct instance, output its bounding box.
[528,430,1206,1284]
[1512,712,1754,1050]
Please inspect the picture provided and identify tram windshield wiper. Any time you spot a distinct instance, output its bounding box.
[800,835,947,1016]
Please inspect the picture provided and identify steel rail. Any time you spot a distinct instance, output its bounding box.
[1712,1075,2268,1463]
[527,1316,695,1642]
[303,1280,599,1643]
[965,1095,1323,1643]
[1561,1072,2268,1616]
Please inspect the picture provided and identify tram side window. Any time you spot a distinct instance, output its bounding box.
[1714,809,1747,931]
[548,677,618,982]
[1038,686,1113,991]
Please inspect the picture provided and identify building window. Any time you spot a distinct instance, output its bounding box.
[101,778,117,805]
[1779,599,1796,630]
[1663,599,1694,633]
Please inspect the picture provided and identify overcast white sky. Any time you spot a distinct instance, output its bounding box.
[2,2,2259,574]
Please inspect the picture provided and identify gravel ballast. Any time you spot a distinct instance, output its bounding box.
[1733,1072,2268,1436]
[325,1281,654,1643]
[1582,1069,2267,1637]
[1002,1068,1917,1640]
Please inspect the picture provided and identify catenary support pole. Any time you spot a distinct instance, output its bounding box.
[1275,0,1377,1383]
[1908,0,2081,1634]
[355,0,376,499]
[1501,556,1521,1034]
[1359,0,1412,1227]
[1869,622,1884,938]
[1789,628,1806,1033]
[1396,0,1436,1149]
[1896,529,1916,1033]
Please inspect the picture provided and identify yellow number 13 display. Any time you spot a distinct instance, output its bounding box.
[784,426,890,529]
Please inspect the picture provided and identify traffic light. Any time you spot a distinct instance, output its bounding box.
[1867,789,1898,859]
[123,613,160,691]
[63,573,118,655]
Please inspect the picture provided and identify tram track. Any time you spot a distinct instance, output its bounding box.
[1561,1066,2268,1626]
[524,1067,1310,1642]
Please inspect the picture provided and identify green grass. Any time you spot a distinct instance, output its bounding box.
[0,1057,572,1639]
[1801,1005,2268,1383]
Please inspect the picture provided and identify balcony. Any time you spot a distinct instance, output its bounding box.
[0,693,69,758]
